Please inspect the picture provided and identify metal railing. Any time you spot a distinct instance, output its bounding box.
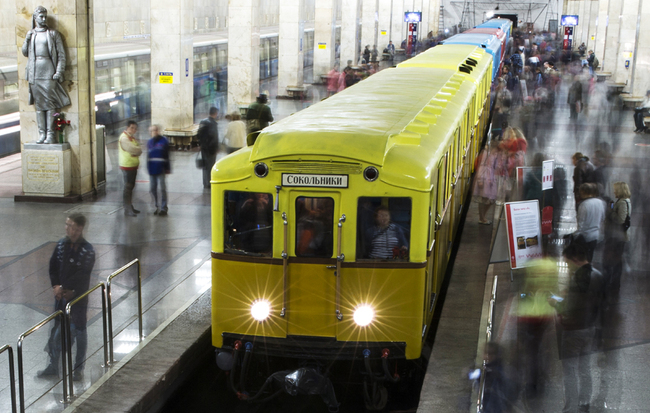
[0,344,17,413]
[106,258,144,366]
[17,311,68,412]
[65,282,108,400]
[106,258,143,365]
[476,275,498,413]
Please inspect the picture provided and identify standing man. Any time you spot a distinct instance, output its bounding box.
[21,6,71,144]
[551,243,604,413]
[119,121,142,216]
[246,94,274,141]
[198,107,219,189]
[37,213,95,382]
[147,125,171,215]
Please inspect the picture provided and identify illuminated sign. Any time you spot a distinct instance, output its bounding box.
[404,12,421,22]
[561,15,579,26]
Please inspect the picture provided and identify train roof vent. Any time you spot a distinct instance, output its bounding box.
[440,86,457,96]
[415,110,438,124]
[405,119,430,135]
[459,65,472,74]
[466,58,478,66]
[388,130,421,147]
[431,94,451,106]
[447,80,462,89]
[424,102,445,115]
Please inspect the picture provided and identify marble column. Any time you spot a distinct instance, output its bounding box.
[629,0,648,95]
[314,0,337,76]
[361,0,377,52]
[593,0,609,63]
[612,0,640,86]
[428,0,440,36]
[602,0,622,72]
[340,0,360,66]
[391,0,404,47]
[420,0,430,39]
[278,0,305,96]
[585,0,598,51]
[377,0,391,49]
[228,0,260,112]
[15,0,97,197]
[150,0,194,132]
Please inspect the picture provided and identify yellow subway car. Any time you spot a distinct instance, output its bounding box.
[210,44,493,406]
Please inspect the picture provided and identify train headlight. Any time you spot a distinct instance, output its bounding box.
[251,299,271,321]
[353,305,375,327]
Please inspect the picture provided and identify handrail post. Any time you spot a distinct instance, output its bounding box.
[65,283,108,400]
[18,311,68,412]
[0,344,17,413]
[280,212,288,317]
[106,259,143,366]
[335,214,346,321]
[476,275,498,413]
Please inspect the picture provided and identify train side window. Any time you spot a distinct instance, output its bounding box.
[224,191,273,256]
[357,197,411,261]
[295,197,334,258]
[439,153,448,210]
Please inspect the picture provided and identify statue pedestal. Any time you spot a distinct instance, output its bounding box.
[21,143,72,197]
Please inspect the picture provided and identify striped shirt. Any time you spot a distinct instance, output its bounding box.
[366,223,408,259]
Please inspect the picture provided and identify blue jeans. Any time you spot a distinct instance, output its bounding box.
[47,318,88,371]
[149,173,168,210]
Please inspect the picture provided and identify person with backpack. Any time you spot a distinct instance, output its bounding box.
[587,50,599,74]
[198,107,219,189]
[603,182,631,293]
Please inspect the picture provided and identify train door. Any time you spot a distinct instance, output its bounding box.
[285,191,341,338]
[434,153,451,292]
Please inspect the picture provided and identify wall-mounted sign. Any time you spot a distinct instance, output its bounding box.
[380,30,387,35]
[542,160,554,190]
[159,72,173,84]
[318,43,326,49]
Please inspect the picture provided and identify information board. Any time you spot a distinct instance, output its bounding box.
[159,72,173,84]
[542,160,554,190]
[504,200,543,269]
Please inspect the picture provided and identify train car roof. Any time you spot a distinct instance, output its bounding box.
[228,66,479,191]
[397,45,491,84]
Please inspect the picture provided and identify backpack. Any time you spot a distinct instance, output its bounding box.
[593,56,599,69]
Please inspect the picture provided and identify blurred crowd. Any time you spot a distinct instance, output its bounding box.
[469,27,649,413]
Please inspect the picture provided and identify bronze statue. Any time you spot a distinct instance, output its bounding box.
[21,6,71,144]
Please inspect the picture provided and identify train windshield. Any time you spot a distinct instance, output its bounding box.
[357,197,411,261]
[224,191,273,256]
[295,197,334,258]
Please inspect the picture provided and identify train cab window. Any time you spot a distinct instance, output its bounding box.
[295,197,334,258]
[224,191,273,256]
[356,197,411,261]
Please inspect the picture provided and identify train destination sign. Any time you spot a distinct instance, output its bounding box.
[282,174,348,188]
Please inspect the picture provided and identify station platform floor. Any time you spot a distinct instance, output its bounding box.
[417,82,650,413]
[0,97,307,412]
[0,79,648,413]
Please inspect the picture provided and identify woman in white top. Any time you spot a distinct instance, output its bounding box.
[575,182,605,263]
[223,112,247,153]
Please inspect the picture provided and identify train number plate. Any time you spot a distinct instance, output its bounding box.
[281,174,348,188]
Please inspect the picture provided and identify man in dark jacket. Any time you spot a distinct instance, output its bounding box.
[246,94,274,138]
[572,152,596,209]
[551,243,604,413]
[198,107,219,188]
[37,213,95,382]
[147,125,171,215]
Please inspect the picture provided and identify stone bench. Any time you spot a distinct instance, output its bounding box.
[164,124,199,151]
[605,82,626,94]
[287,86,306,99]
[622,96,645,109]
[595,72,612,82]
[644,117,650,130]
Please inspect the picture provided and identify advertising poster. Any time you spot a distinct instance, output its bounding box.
[504,200,543,269]
[542,160,554,190]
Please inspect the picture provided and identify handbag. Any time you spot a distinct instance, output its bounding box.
[195,151,204,169]
[622,200,631,231]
